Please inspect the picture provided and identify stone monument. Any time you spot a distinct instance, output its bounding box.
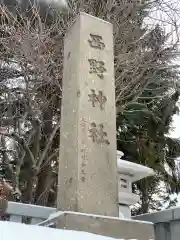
[58,11,118,217]
[55,12,155,240]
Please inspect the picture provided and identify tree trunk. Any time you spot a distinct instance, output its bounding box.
[140,179,149,214]
[21,168,35,204]
[34,105,53,205]
[34,164,52,205]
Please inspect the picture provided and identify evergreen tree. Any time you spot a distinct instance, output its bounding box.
[116,6,180,214]
[117,82,180,213]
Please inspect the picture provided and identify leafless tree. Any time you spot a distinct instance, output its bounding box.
[0,0,179,206]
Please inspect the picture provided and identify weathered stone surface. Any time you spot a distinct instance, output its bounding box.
[56,212,155,240]
[57,12,118,217]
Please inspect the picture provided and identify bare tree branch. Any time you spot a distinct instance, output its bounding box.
[36,123,60,170]
[0,131,36,167]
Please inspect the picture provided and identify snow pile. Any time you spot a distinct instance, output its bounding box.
[0,221,124,240]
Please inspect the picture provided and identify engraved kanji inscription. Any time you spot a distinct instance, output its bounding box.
[88,59,106,79]
[80,148,87,161]
[88,89,107,110]
[89,122,110,145]
[80,168,85,182]
[98,124,110,145]
[88,34,105,50]
[80,117,86,128]
[80,148,87,182]
[97,91,107,110]
[88,89,97,107]
[89,122,98,143]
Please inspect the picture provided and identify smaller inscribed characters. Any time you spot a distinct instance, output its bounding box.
[88,89,107,110]
[80,148,87,162]
[88,34,105,50]
[89,122,110,145]
[88,59,106,79]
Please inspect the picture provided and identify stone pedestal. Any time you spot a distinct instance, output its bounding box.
[57,12,118,216]
[40,211,154,240]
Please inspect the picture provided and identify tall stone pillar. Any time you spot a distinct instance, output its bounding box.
[57,12,118,217]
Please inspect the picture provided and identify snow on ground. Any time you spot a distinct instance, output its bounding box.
[0,221,123,240]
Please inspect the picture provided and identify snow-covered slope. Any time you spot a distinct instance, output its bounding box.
[0,221,123,240]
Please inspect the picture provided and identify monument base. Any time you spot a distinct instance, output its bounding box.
[39,211,154,240]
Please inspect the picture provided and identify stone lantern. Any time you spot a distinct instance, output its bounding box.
[117,151,154,219]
